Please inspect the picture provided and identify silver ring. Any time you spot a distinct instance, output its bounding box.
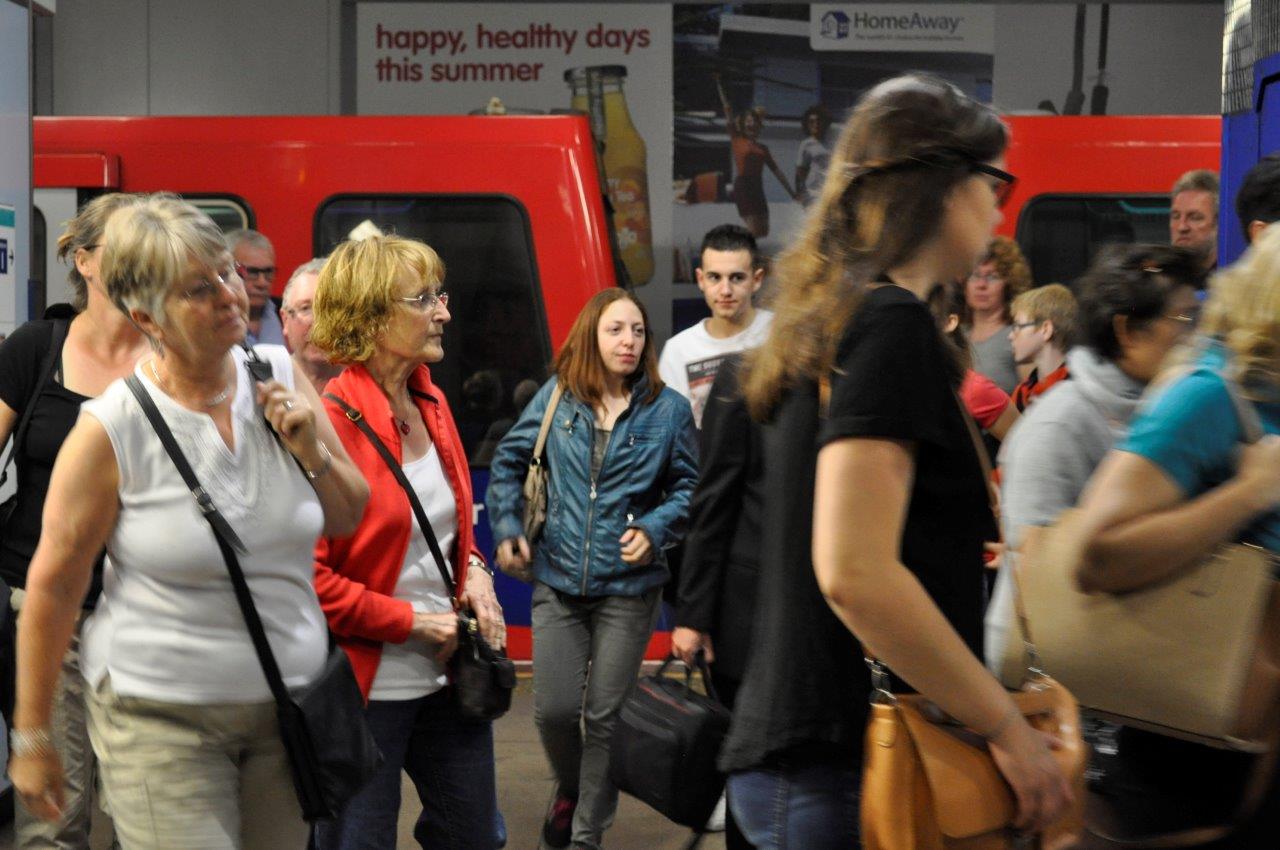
[283,400,296,411]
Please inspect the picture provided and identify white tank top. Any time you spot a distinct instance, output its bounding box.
[80,345,327,704]
[368,443,457,701]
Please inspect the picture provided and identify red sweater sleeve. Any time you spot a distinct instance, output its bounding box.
[313,532,415,645]
[960,370,1011,430]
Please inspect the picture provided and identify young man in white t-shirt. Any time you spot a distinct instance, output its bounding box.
[659,224,772,427]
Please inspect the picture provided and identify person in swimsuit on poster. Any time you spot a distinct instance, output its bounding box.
[714,71,798,239]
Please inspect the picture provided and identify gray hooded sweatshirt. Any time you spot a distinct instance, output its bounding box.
[985,346,1147,670]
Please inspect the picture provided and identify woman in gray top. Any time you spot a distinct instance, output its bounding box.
[987,243,1204,667]
[965,235,1032,393]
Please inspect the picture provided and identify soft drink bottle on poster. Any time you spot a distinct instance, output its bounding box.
[566,65,654,285]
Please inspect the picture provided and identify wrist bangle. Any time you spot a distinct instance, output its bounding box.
[468,555,494,578]
[11,727,54,758]
[304,443,333,480]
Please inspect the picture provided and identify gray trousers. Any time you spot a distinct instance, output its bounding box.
[531,582,660,850]
[12,600,115,850]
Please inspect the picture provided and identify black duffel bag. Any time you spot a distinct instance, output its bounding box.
[609,653,731,831]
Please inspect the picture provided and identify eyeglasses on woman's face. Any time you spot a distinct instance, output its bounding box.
[397,290,449,313]
[180,263,242,302]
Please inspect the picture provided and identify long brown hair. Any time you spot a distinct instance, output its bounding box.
[743,74,1007,418]
[555,289,662,408]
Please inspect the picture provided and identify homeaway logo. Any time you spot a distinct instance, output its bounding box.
[821,10,850,40]
[811,4,994,54]
[853,10,964,35]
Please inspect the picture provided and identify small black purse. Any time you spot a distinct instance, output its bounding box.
[325,392,516,723]
[125,368,382,822]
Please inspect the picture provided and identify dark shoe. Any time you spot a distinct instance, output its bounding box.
[542,794,577,849]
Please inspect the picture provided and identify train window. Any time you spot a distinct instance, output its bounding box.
[314,195,551,467]
[186,197,253,233]
[1015,194,1170,286]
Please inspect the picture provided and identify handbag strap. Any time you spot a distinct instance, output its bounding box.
[1,319,70,489]
[124,374,294,710]
[952,391,1045,680]
[324,393,460,606]
[530,384,564,473]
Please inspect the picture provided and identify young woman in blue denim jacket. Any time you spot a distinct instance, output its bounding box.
[487,289,698,850]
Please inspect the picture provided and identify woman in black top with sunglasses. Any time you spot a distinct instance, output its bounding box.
[722,74,1072,849]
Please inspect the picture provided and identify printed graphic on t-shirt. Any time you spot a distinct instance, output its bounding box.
[686,355,728,428]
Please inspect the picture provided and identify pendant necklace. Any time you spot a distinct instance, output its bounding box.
[396,417,411,435]
[150,359,231,407]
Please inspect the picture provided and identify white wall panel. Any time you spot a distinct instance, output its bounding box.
[0,0,32,332]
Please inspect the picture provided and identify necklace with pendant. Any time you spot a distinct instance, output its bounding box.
[396,417,411,435]
[150,359,231,407]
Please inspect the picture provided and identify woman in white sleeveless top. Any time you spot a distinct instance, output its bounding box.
[8,194,369,850]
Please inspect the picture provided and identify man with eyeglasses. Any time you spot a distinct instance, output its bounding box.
[227,229,286,346]
[280,257,343,393]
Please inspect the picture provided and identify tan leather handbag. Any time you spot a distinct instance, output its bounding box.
[1008,513,1280,748]
[860,398,1086,849]
[860,669,1086,850]
[520,384,563,545]
[997,373,1280,749]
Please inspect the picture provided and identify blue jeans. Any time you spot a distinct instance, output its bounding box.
[726,754,861,850]
[312,690,497,850]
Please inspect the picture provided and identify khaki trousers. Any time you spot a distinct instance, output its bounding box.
[85,676,309,850]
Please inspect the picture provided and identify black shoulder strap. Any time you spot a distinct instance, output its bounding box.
[1,319,70,489]
[124,374,292,709]
[324,392,458,603]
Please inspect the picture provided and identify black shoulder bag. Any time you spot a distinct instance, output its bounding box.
[325,392,516,722]
[0,319,70,538]
[0,320,69,727]
[125,367,382,822]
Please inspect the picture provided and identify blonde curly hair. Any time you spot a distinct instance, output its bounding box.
[1196,225,1280,398]
[310,235,445,365]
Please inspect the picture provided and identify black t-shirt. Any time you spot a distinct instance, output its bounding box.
[820,285,993,658]
[718,284,993,773]
[0,320,103,605]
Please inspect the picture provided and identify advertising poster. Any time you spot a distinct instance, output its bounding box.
[357,2,674,299]
[672,4,994,283]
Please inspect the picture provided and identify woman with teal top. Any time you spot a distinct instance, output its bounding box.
[1073,225,1280,844]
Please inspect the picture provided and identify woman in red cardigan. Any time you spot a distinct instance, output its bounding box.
[308,235,504,850]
